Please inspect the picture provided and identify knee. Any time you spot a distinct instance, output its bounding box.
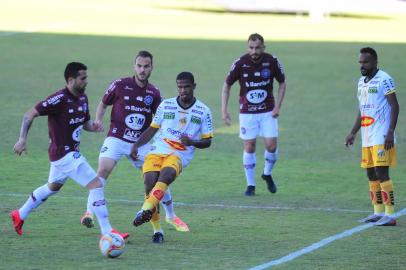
[86,177,103,190]
[244,141,256,153]
[48,183,63,192]
[97,167,112,179]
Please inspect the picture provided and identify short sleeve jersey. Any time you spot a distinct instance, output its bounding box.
[35,88,90,161]
[102,77,162,143]
[357,70,396,147]
[149,97,213,163]
[226,53,285,114]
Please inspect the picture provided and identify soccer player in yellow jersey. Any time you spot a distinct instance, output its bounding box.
[130,71,213,243]
[345,47,399,226]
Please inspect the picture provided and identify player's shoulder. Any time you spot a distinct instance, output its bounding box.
[44,88,68,104]
[193,99,211,113]
[376,70,393,81]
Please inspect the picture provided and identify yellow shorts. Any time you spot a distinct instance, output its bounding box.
[361,144,397,168]
[142,154,182,176]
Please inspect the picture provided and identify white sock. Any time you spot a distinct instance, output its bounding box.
[89,187,112,235]
[86,177,106,215]
[19,184,57,220]
[161,187,175,219]
[243,152,256,186]
[263,150,278,176]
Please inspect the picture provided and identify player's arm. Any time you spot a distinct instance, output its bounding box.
[95,100,108,128]
[272,81,287,118]
[221,82,232,125]
[384,93,399,150]
[13,107,40,155]
[83,120,103,132]
[345,110,361,147]
[180,136,212,149]
[130,126,159,160]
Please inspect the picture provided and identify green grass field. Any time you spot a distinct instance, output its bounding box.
[1,1,406,269]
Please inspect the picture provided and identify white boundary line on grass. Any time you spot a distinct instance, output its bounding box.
[247,208,406,270]
[0,192,370,214]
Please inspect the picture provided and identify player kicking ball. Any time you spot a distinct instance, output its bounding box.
[10,62,126,240]
[130,71,213,243]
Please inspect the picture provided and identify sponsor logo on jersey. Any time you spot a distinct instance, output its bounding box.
[136,96,143,101]
[361,104,374,109]
[72,125,83,142]
[245,79,270,88]
[42,102,47,107]
[69,117,85,125]
[123,128,141,141]
[64,145,70,151]
[144,95,153,105]
[124,96,130,100]
[261,68,271,79]
[360,116,375,127]
[369,80,378,85]
[125,113,146,130]
[146,89,155,94]
[73,152,81,159]
[46,94,64,105]
[262,62,270,67]
[192,109,203,115]
[78,106,83,111]
[368,87,378,93]
[164,112,175,119]
[243,73,248,77]
[124,86,133,90]
[125,105,151,113]
[164,106,177,110]
[190,115,202,124]
[246,89,268,104]
[242,64,250,68]
[112,128,117,133]
[247,103,266,112]
[163,138,186,151]
[68,109,74,113]
[254,72,261,77]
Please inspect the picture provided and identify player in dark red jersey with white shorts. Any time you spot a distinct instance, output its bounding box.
[221,33,286,196]
[79,51,189,242]
[10,62,127,241]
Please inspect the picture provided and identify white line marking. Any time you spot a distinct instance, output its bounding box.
[248,208,406,270]
[0,192,370,213]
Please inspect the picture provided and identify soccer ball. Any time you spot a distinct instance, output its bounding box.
[99,232,125,258]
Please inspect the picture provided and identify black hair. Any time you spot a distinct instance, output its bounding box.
[176,71,195,84]
[248,33,264,44]
[360,47,378,61]
[135,50,153,64]
[64,62,87,83]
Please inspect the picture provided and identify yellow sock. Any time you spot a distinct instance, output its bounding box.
[142,182,168,211]
[368,180,384,214]
[150,208,162,233]
[380,180,395,215]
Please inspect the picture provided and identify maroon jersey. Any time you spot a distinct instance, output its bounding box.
[226,53,285,114]
[102,76,162,143]
[35,88,90,161]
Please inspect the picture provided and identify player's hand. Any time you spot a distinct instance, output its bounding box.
[93,120,104,132]
[13,138,27,155]
[272,107,280,118]
[344,133,356,147]
[384,131,395,150]
[180,135,193,146]
[130,145,139,160]
[222,111,232,126]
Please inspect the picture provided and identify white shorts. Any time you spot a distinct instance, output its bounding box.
[239,112,278,140]
[99,136,152,169]
[48,152,97,187]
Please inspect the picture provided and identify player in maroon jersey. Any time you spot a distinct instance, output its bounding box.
[221,33,287,196]
[79,51,189,242]
[10,62,127,241]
